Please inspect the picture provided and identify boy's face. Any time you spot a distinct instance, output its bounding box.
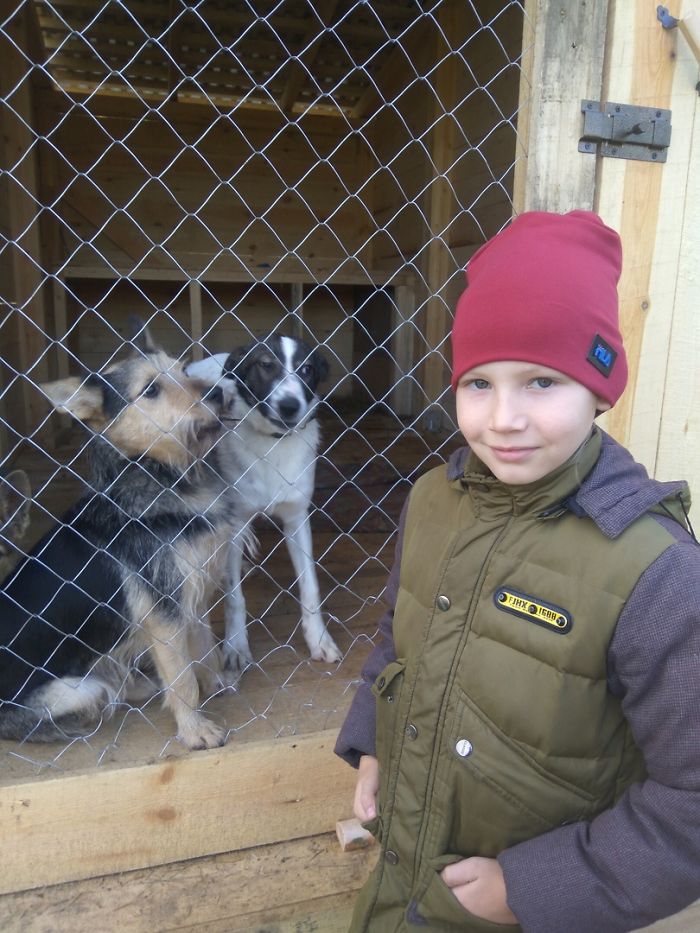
[455,360,610,485]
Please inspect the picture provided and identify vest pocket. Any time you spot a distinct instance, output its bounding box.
[445,691,599,855]
[411,860,521,932]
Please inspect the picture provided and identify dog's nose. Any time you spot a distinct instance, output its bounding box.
[205,385,223,406]
[278,395,301,420]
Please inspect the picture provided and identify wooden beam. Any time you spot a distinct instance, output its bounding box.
[420,2,459,423]
[512,0,537,216]
[61,189,147,265]
[51,280,70,379]
[188,280,203,360]
[166,0,187,100]
[512,0,610,212]
[289,281,304,338]
[279,0,341,113]
[0,831,377,933]
[391,282,416,417]
[0,1,49,431]
[596,1,691,468]
[350,18,432,121]
[0,730,357,895]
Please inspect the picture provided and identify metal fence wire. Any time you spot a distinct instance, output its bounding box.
[0,0,527,770]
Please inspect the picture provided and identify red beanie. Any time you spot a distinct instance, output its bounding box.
[450,211,626,407]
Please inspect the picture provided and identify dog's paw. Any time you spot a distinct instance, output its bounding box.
[222,634,255,681]
[178,715,227,751]
[308,628,342,664]
[194,646,229,698]
[196,665,224,700]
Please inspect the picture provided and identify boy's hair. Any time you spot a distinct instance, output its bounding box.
[450,210,626,407]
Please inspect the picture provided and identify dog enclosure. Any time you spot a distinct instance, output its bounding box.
[1,0,699,928]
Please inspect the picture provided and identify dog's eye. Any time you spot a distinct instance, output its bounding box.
[141,382,160,399]
[258,358,274,371]
[299,364,313,378]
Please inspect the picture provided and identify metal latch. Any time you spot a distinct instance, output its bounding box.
[579,100,672,162]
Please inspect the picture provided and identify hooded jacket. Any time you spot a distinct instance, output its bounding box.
[336,430,700,932]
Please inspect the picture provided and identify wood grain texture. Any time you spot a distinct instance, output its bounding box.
[516,0,609,213]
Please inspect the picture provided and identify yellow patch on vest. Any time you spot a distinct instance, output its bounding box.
[494,586,572,634]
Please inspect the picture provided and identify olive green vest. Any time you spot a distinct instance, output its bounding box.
[351,435,678,932]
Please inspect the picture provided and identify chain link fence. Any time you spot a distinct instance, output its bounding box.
[0,0,527,772]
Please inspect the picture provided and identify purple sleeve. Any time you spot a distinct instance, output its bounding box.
[499,526,700,932]
[334,497,408,768]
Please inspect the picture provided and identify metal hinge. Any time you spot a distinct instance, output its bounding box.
[579,100,672,162]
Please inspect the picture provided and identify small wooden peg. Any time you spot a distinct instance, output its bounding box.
[335,817,374,851]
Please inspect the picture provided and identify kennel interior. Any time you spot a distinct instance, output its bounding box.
[1,0,699,925]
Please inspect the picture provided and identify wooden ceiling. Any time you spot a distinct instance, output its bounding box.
[32,0,434,119]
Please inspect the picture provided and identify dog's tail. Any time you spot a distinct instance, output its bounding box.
[0,705,98,743]
[0,675,113,743]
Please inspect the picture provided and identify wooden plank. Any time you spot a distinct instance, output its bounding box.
[420,1,459,423]
[0,832,376,933]
[1,828,697,933]
[0,1,49,430]
[0,730,357,895]
[59,262,412,287]
[51,280,70,379]
[189,280,203,361]
[289,281,304,338]
[512,0,537,216]
[350,15,433,120]
[279,0,341,113]
[514,0,609,212]
[652,1,700,505]
[391,283,416,417]
[596,0,685,452]
[641,901,700,933]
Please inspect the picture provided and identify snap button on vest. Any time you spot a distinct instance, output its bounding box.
[405,723,418,740]
[455,738,473,757]
[385,849,399,865]
[436,594,451,611]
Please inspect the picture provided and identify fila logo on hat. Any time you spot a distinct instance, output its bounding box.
[587,334,617,377]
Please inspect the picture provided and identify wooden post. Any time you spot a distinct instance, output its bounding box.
[390,283,416,417]
[421,1,459,426]
[290,282,304,338]
[0,2,49,434]
[51,281,70,380]
[512,0,610,213]
[189,280,203,360]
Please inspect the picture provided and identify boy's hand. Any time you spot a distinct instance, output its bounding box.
[353,754,380,821]
[441,857,518,925]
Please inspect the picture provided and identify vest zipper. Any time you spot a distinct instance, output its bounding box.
[411,511,516,890]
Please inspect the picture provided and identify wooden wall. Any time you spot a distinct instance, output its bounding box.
[597,0,700,508]
[516,0,699,507]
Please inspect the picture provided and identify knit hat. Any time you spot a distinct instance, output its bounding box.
[450,210,627,407]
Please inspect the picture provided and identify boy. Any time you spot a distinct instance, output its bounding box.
[336,211,700,932]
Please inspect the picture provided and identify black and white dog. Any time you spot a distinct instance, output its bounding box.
[187,335,341,675]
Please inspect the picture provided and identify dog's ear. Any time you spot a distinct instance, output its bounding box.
[312,348,329,385]
[223,345,252,378]
[41,376,106,427]
[128,315,158,355]
[0,470,31,541]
